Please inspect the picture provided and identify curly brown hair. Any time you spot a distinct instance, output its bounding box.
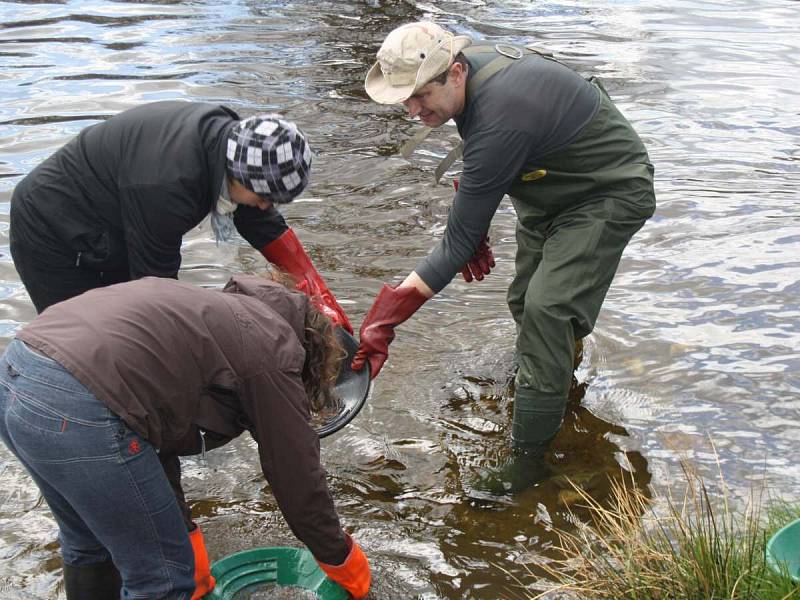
[302,300,345,412]
[269,270,345,413]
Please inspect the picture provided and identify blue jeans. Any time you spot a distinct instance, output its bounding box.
[0,339,195,599]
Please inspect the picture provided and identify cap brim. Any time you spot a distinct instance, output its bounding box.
[451,35,472,56]
[364,61,415,105]
[364,35,472,105]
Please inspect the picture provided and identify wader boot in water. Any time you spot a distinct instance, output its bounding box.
[470,439,554,496]
[63,559,121,600]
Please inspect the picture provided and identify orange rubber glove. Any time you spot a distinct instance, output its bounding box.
[317,534,371,599]
[189,526,216,600]
[260,229,353,334]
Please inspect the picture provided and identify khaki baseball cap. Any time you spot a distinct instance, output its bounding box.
[364,21,472,105]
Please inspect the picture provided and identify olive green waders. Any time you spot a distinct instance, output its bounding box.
[415,45,657,453]
[506,79,655,447]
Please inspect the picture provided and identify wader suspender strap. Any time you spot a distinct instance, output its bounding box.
[431,44,530,183]
[398,43,545,183]
[400,125,433,159]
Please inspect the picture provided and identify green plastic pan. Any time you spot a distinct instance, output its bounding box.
[203,546,349,599]
[766,516,800,583]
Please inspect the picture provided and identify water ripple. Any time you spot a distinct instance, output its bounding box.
[1,0,799,597]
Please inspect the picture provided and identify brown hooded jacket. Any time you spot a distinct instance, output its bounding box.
[17,274,349,564]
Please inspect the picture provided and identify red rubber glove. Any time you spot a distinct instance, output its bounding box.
[260,229,353,334]
[317,534,371,599]
[460,236,495,282]
[189,526,215,600]
[451,179,495,283]
[351,284,427,379]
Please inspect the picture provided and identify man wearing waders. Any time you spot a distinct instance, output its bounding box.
[353,21,655,492]
[8,103,353,595]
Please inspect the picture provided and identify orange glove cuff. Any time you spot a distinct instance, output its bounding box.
[317,534,371,599]
[189,526,216,600]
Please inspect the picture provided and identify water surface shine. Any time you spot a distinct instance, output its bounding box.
[0,1,798,598]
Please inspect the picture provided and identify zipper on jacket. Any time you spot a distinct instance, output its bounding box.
[75,251,81,267]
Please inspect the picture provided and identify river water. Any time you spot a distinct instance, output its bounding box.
[0,1,798,598]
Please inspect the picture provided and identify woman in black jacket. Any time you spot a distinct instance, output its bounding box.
[9,101,352,332]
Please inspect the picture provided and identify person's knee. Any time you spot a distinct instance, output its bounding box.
[506,279,530,323]
[60,540,113,567]
[515,323,575,395]
[506,296,524,326]
[519,297,549,325]
[118,537,194,599]
[511,387,567,445]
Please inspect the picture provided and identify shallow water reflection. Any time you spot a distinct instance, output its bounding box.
[1,1,798,598]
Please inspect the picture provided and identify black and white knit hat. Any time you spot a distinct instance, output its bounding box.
[226,115,312,204]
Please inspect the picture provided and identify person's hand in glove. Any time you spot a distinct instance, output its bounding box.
[460,236,495,283]
[260,228,353,334]
[295,276,352,333]
[351,282,428,379]
[450,179,495,283]
[317,533,371,599]
[189,525,215,600]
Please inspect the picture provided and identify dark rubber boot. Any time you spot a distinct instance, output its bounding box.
[63,560,122,600]
[470,442,553,496]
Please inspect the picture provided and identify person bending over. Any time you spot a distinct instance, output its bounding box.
[10,101,351,332]
[0,274,370,599]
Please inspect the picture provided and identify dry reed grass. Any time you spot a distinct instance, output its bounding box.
[503,445,800,600]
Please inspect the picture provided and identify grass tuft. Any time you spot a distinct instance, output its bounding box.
[517,451,800,600]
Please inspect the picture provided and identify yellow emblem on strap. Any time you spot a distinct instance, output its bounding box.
[521,169,547,182]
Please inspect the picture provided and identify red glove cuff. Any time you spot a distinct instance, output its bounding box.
[261,229,353,334]
[295,279,354,334]
[351,284,428,378]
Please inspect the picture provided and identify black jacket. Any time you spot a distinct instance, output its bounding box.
[11,101,287,277]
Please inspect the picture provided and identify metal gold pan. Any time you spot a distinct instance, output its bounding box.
[314,328,371,438]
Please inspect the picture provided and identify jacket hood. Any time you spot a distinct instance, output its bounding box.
[222,274,308,342]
